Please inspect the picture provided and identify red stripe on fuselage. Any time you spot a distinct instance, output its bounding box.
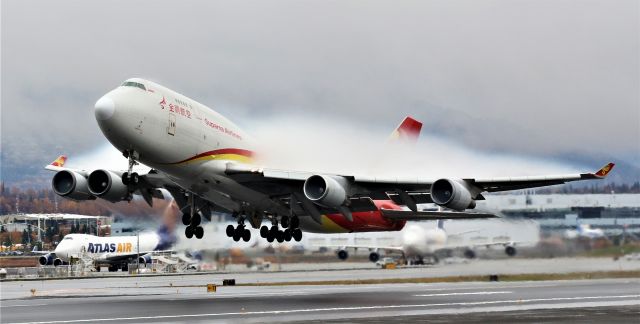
[168,148,254,164]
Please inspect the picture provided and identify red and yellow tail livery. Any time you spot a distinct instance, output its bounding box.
[50,155,67,167]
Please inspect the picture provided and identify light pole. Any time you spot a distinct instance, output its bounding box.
[136,231,140,273]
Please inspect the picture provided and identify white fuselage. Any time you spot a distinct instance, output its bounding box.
[400,224,447,256]
[54,232,160,262]
[95,78,288,217]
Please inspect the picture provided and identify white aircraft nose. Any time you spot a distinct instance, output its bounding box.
[54,246,68,261]
[94,96,115,120]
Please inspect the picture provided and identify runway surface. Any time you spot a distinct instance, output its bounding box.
[2,278,639,323]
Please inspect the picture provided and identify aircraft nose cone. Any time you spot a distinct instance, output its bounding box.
[94,96,115,120]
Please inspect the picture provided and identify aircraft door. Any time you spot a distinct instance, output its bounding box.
[168,114,176,136]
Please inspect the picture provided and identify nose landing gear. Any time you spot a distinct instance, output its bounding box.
[183,193,204,240]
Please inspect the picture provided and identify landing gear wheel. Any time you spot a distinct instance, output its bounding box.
[195,226,204,239]
[269,226,278,238]
[130,172,139,185]
[276,231,285,243]
[260,226,269,238]
[283,229,292,242]
[185,226,194,239]
[290,216,300,229]
[232,230,241,242]
[191,213,201,227]
[182,213,191,226]
[122,172,130,185]
[292,228,303,242]
[266,232,275,243]
[242,229,251,242]
[281,215,290,228]
[226,225,235,237]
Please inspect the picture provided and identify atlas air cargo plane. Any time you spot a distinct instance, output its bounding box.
[46,78,614,244]
[37,224,175,272]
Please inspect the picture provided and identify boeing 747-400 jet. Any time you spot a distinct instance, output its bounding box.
[46,78,614,243]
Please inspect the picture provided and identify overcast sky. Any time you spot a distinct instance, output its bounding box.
[1,0,638,185]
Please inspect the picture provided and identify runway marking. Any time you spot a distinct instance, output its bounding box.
[414,291,512,297]
[11,294,640,324]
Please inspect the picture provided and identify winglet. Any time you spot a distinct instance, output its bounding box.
[44,155,68,171]
[594,162,615,178]
[388,116,423,144]
[50,155,67,167]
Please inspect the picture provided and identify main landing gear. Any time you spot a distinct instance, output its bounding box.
[183,211,204,239]
[226,221,251,242]
[259,216,302,243]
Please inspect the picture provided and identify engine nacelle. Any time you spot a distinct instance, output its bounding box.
[431,178,476,211]
[337,249,349,260]
[52,170,93,200]
[88,170,130,202]
[505,245,517,257]
[303,175,349,208]
[138,254,152,264]
[368,252,380,263]
[39,253,54,266]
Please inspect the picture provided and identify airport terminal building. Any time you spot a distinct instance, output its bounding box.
[477,193,640,235]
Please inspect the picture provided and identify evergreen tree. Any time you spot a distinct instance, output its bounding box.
[22,229,29,244]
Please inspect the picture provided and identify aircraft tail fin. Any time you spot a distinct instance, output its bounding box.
[388,116,422,145]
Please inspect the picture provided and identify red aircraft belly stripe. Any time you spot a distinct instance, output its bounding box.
[167,148,254,164]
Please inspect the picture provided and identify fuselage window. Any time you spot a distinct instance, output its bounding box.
[121,81,146,91]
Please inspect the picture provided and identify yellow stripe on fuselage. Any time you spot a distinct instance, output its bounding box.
[320,215,350,233]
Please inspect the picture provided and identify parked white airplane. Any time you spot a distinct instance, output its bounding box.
[564,224,605,239]
[331,220,520,264]
[46,78,614,243]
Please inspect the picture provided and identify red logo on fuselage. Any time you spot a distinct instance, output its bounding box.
[159,96,167,109]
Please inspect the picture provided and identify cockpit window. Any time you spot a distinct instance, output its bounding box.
[121,81,146,91]
[64,237,73,240]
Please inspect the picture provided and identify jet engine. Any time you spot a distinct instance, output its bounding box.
[53,258,66,267]
[430,178,476,211]
[52,170,93,200]
[505,245,517,257]
[368,252,380,263]
[138,254,152,264]
[88,170,130,202]
[303,175,349,208]
[38,254,54,266]
[337,249,349,260]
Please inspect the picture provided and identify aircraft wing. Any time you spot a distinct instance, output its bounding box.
[95,250,162,262]
[379,209,497,221]
[231,162,614,194]
[321,244,405,254]
[441,240,528,251]
[224,162,614,220]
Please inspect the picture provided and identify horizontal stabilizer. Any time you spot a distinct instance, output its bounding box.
[380,209,497,221]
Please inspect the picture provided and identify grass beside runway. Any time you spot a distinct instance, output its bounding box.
[235,270,640,287]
